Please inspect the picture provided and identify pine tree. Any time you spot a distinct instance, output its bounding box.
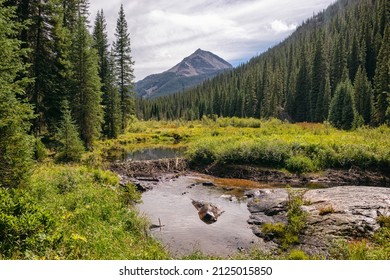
[55,100,84,162]
[329,79,356,130]
[0,1,34,188]
[310,36,326,122]
[70,6,103,148]
[113,4,135,131]
[294,48,310,122]
[45,1,74,133]
[353,66,372,124]
[105,51,122,138]
[373,26,390,125]
[6,0,57,135]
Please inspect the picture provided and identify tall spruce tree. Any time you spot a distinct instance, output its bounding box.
[55,100,84,162]
[45,1,74,133]
[93,10,121,138]
[5,0,57,135]
[70,5,103,148]
[329,79,356,130]
[294,48,310,122]
[353,66,372,124]
[373,26,390,125]
[0,1,34,188]
[310,36,326,122]
[113,4,135,131]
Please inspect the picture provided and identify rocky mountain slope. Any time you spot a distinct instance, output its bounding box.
[135,49,232,99]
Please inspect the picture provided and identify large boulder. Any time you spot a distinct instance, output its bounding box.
[247,186,390,256]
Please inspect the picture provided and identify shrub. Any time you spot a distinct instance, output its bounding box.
[121,183,142,206]
[285,155,316,174]
[377,216,390,228]
[261,223,286,240]
[34,137,48,162]
[0,189,59,259]
[319,205,335,216]
[287,249,309,260]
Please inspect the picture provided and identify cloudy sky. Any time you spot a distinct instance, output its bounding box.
[89,0,335,81]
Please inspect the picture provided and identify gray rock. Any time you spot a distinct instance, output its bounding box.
[247,186,390,256]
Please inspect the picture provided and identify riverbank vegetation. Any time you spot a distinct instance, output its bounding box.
[99,117,390,175]
[0,163,168,260]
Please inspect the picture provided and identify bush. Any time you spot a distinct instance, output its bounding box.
[319,205,335,215]
[121,183,142,206]
[285,155,316,173]
[34,137,48,162]
[0,189,59,259]
[287,249,309,260]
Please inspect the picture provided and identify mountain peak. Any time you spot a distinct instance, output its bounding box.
[135,49,232,99]
[167,49,232,77]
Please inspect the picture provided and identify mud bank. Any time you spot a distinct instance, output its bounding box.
[111,159,389,188]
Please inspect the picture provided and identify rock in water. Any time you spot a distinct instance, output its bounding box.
[192,199,224,224]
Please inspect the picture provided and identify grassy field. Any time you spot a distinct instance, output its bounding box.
[97,117,390,174]
[2,117,389,260]
[0,164,169,260]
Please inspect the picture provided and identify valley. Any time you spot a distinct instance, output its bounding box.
[1,0,389,262]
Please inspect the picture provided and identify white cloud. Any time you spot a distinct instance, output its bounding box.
[270,20,298,33]
[89,0,335,80]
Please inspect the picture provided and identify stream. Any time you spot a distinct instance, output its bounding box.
[112,147,390,258]
[136,174,262,257]
[113,147,275,257]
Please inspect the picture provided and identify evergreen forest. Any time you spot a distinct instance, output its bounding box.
[137,0,390,130]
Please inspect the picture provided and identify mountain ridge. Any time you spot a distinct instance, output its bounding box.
[135,49,232,99]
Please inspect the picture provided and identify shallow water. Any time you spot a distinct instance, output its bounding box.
[136,174,260,257]
[108,147,186,162]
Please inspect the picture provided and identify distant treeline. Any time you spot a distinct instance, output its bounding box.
[137,0,390,129]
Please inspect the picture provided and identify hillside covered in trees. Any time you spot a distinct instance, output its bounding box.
[137,0,390,129]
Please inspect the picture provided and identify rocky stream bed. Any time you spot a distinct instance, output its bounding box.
[111,158,390,257]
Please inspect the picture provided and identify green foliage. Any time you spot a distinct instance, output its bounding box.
[34,137,48,162]
[93,10,122,139]
[70,9,103,149]
[8,164,169,260]
[120,183,142,206]
[114,4,135,131]
[0,1,34,188]
[330,215,390,260]
[377,216,390,228]
[353,67,372,124]
[55,101,85,162]
[0,189,58,259]
[285,155,316,174]
[261,223,286,239]
[328,79,356,130]
[101,118,390,173]
[286,249,309,260]
[373,25,390,125]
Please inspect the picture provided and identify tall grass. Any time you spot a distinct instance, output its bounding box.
[0,164,169,260]
[184,120,390,173]
[96,118,389,173]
